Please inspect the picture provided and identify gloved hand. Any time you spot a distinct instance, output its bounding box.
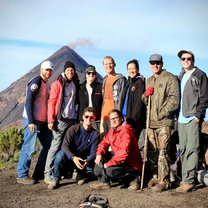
[144,87,154,96]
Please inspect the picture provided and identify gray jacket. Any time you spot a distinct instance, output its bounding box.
[102,74,126,110]
[179,67,208,120]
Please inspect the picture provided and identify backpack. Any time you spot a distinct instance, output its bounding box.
[77,193,111,208]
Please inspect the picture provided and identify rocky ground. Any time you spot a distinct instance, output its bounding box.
[0,167,208,208]
[0,122,207,208]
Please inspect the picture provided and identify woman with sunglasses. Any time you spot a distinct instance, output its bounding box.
[78,65,103,132]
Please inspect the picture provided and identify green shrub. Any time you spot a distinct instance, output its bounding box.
[0,127,23,163]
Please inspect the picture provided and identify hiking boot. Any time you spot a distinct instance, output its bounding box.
[151,181,169,192]
[77,177,87,185]
[77,172,96,185]
[90,181,110,190]
[72,169,78,180]
[148,175,159,188]
[176,183,195,193]
[128,177,140,191]
[16,177,35,185]
[44,176,53,185]
[47,179,59,189]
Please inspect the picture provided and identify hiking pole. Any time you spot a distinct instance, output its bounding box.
[140,95,151,190]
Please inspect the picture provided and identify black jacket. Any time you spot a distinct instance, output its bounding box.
[78,81,103,121]
[120,74,146,130]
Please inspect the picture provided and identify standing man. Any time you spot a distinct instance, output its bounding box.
[17,60,54,184]
[142,54,179,192]
[90,109,142,190]
[120,59,146,139]
[48,107,100,189]
[44,61,79,183]
[176,50,208,192]
[100,56,126,138]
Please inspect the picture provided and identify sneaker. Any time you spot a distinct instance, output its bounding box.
[47,179,59,189]
[90,181,111,190]
[128,177,140,191]
[16,177,35,185]
[176,183,195,193]
[151,181,169,192]
[148,175,159,188]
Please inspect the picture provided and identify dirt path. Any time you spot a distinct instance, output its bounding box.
[0,167,208,208]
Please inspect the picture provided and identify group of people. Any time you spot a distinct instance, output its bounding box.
[16,50,208,193]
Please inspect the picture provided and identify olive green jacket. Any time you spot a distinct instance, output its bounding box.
[142,70,179,128]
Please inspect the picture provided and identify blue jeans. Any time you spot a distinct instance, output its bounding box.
[17,118,52,179]
[53,150,93,180]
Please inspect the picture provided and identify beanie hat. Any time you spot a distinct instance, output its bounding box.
[63,61,75,72]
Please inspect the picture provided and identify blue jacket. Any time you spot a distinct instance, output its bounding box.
[61,123,100,162]
[23,76,49,124]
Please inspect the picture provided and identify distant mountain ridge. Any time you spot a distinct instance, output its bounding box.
[0,46,103,131]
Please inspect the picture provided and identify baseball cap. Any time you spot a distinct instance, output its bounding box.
[149,54,163,62]
[85,65,96,74]
[40,61,54,70]
[177,50,195,60]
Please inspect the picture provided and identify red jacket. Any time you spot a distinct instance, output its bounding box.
[96,123,142,172]
[48,76,64,123]
[48,74,79,123]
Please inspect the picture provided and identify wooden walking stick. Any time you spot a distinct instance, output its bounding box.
[140,95,151,190]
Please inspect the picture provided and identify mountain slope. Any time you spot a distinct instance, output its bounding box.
[0,46,102,130]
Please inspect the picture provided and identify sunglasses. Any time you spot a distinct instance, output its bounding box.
[109,116,120,122]
[45,68,53,71]
[87,72,96,75]
[181,57,192,61]
[149,61,162,65]
[84,115,95,120]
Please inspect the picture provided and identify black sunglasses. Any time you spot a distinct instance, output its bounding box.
[149,61,162,65]
[181,57,192,61]
[87,72,96,75]
[84,115,95,120]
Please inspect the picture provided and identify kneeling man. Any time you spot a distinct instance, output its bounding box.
[90,109,142,190]
[48,107,100,189]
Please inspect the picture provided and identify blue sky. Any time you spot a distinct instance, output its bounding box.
[1,1,208,115]
[1,0,207,91]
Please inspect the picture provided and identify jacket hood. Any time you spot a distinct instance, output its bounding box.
[104,73,125,80]
[57,73,73,84]
[113,122,135,133]
[128,73,145,82]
